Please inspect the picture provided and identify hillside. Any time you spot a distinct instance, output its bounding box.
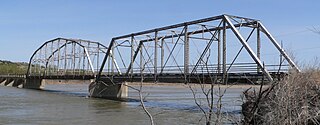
[0,60,28,75]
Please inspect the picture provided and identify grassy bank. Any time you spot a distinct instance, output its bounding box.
[0,60,28,75]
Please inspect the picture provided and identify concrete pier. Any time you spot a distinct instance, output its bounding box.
[13,79,25,87]
[24,78,43,89]
[5,79,14,86]
[4,79,14,86]
[89,79,128,99]
[0,78,6,86]
[0,77,26,88]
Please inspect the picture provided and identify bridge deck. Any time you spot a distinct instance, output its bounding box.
[19,71,286,84]
[27,75,95,80]
[99,72,286,84]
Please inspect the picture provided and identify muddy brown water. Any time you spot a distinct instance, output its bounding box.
[0,83,257,125]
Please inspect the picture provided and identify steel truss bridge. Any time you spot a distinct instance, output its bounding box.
[0,14,300,90]
[96,14,300,84]
[26,38,120,80]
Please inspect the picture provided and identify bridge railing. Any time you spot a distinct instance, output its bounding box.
[99,63,290,76]
[0,74,26,78]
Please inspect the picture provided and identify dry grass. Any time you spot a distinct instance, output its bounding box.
[242,69,320,125]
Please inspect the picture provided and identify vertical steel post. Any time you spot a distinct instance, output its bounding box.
[64,40,67,74]
[39,48,42,76]
[222,20,227,83]
[97,44,100,73]
[184,26,189,82]
[72,42,75,76]
[161,39,164,72]
[83,49,86,75]
[131,36,134,77]
[279,41,284,75]
[108,52,111,75]
[51,41,54,75]
[140,43,143,76]
[111,46,114,76]
[57,39,61,74]
[35,53,37,75]
[44,44,47,76]
[257,23,261,73]
[78,41,81,75]
[217,30,221,74]
[154,31,158,81]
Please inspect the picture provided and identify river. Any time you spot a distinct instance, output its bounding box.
[0,83,255,125]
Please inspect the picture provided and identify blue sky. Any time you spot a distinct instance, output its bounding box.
[0,0,319,64]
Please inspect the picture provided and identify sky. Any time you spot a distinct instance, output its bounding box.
[0,0,320,64]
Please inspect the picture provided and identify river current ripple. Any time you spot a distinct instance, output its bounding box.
[0,83,250,125]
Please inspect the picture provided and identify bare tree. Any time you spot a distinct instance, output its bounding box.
[124,56,154,125]
[188,51,235,125]
[139,65,154,125]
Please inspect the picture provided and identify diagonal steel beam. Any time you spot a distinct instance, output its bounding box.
[84,47,95,74]
[160,26,186,74]
[109,50,121,74]
[190,30,218,74]
[227,28,256,72]
[125,41,144,75]
[163,41,183,73]
[258,22,300,72]
[223,15,273,81]
[97,39,115,80]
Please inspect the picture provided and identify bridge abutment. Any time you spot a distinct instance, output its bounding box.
[89,80,128,99]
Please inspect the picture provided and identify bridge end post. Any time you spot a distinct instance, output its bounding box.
[89,79,128,99]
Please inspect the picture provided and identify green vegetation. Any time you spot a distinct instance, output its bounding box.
[0,60,28,75]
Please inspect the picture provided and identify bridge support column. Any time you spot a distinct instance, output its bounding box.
[4,78,15,87]
[0,78,6,86]
[5,79,14,86]
[89,80,128,99]
[13,79,25,88]
[0,78,25,88]
[24,78,43,89]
